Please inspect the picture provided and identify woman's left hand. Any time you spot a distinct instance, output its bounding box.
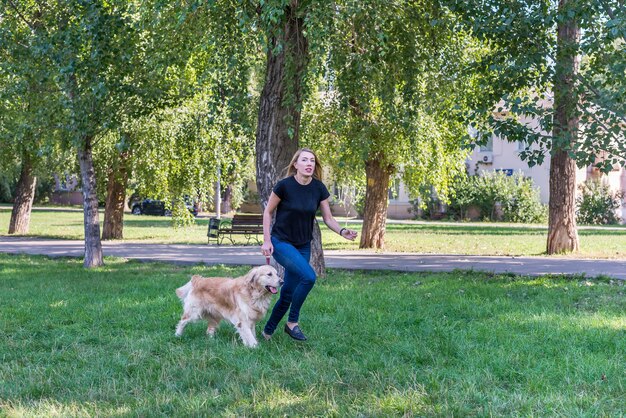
[341,229,358,241]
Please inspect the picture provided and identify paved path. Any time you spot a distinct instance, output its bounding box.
[1,236,625,280]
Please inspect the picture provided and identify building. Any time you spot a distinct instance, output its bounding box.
[467,134,626,223]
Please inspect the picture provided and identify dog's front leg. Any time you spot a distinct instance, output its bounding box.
[236,322,258,348]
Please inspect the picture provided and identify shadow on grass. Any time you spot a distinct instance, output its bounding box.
[386,223,626,237]
[386,224,548,236]
[122,218,209,228]
[578,229,626,236]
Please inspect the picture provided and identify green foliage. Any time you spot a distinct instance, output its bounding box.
[33,175,55,204]
[576,180,624,225]
[446,171,547,223]
[0,175,14,203]
[0,1,70,192]
[2,0,208,194]
[451,0,626,171]
[301,0,489,207]
[126,92,255,211]
[115,0,259,220]
[171,199,196,228]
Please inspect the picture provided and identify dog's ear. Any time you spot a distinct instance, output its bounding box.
[245,267,259,285]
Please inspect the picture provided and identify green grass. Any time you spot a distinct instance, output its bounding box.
[2,207,626,258]
[1,253,625,416]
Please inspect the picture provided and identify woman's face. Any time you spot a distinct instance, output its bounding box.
[294,151,316,177]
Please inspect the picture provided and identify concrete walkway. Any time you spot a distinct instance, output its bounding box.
[1,236,625,280]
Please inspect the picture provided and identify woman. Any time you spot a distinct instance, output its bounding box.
[261,148,358,341]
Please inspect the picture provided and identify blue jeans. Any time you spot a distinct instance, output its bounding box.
[264,236,316,335]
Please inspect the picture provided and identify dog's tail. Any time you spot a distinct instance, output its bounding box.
[175,279,194,301]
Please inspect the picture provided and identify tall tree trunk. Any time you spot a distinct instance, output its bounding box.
[255,1,324,275]
[360,158,394,249]
[548,0,581,254]
[78,135,104,267]
[8,154,37,235]
[547,151,579,253]
[102,150,130,240]
[255,1,308,206]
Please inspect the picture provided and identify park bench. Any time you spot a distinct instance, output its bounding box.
[207,214,264,245]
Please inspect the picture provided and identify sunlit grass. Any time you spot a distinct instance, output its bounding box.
[1,253,625,416]
[1,207,626,258]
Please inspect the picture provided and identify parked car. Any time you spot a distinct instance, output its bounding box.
[130,198,198,216]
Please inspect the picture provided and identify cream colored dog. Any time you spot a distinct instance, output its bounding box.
[175,265,282,347]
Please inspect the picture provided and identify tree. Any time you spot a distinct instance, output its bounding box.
[548,0,581,253]
[2,0,178,266]
[254,1,309,205]
[99,133,131,240]
[250,0,335,275]
[450,0,626,254]
[3,1,218,263]
[125,90,256,226]
[0,80,44,235]
[0,3,64,235]
[120,0,258,226]
[97,1,207,240]
[303,0,479,249]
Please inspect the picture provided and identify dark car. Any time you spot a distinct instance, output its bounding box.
[130,198,197,216]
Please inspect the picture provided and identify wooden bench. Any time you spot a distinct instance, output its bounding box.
[207,214,264,245]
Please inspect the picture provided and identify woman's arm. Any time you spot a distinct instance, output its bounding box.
[261,192,281,256]
[319,198,358,241]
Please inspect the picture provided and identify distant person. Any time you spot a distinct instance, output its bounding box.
[260,148,358,341]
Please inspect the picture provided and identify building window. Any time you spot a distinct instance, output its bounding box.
[388,178,401,201]
[469,126,493,152]
[479,135,493,152]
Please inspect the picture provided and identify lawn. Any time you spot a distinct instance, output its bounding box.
[1,206,626,258]
[1,253,625,416]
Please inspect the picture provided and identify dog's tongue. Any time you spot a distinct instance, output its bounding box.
[266,286,278,294]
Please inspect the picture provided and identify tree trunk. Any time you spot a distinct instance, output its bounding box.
[8,154,37,235]
[255,1,324,275]
[360,158,394,249]
[102,150,130,240]
[78,135,104,267]
[222,184,233,214]
[547,0,581,254]
[547,150,579,253]
[255,1,308,208]
[310,221,326,278]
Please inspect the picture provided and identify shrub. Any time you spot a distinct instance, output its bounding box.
[447,171,546,223]
[500,175,547,223]
[576,180,623,225]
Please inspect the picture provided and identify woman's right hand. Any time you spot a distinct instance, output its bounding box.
[261,241,274,257]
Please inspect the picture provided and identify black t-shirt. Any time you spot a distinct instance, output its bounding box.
[271,176,331,246]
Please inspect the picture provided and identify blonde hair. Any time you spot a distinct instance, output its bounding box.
[284,148,323,180]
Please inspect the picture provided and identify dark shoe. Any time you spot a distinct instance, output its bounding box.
[284,324,307,341]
